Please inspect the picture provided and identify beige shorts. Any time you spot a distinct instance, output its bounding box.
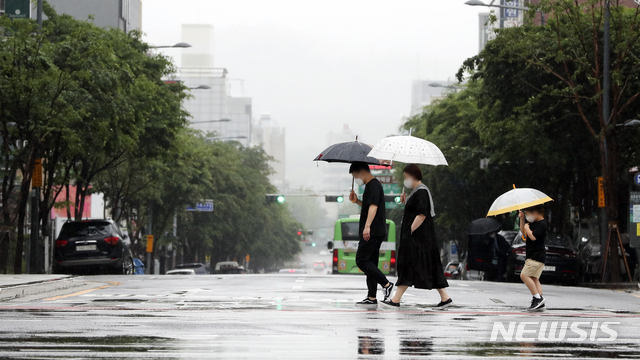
[521,259,544,278]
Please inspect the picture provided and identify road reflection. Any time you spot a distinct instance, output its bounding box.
[357,329,384,355]
[399,337,433,356]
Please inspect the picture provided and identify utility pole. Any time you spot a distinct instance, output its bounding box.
[36,0,43,29]
[146,207,152,274]
[30,159,42,274]
[601,0,611,252]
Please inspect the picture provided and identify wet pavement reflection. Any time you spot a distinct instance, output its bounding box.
[1,275,640,358]
[399,337,433,356]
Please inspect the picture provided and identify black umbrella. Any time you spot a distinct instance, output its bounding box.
[314,137,380,191]
[313,138,381,165]
[467,218,502,235]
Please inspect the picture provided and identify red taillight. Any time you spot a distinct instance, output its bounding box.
[390,251,396,266]
[289,269,295,273]
[55,240,68,248]
[333,249,338,264]
[104,236,119,245]
[475,258,483,262]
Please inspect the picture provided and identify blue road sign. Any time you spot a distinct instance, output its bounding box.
[634,172,640,186]
[502,0,520,18]
[186,201,214,212]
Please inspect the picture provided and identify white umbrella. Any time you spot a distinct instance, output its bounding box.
[367,135,448,166]
[487,187,553,216]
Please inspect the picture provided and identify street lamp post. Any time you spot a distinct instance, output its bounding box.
[205,135,248,142]
[191,119,232,124]
[428,82,463,90]
[465,0,545,27]
[150,42,192,49]
[616,119,640,128]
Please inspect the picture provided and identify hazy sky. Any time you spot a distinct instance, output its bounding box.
[142,0,486,189]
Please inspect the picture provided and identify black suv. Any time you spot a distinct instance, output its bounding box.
[53,219,134,275]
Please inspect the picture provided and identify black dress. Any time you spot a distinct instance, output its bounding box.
[396,188,449,290]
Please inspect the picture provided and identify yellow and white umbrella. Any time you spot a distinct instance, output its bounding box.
[487,186,553,216]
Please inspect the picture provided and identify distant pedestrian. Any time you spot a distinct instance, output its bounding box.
[382,164,452,309]
[519,205,547,311]
[348,161,394,305]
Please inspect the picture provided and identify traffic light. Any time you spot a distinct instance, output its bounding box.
[325,195,344,203]
[311,242,316,247]
[266,195,285,203]
[384,195,402,204]
[297,230,303,236]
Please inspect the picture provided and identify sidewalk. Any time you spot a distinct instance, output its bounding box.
[0,275,84,301]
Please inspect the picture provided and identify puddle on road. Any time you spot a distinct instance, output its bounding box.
[445,341,640,358]
[0,335,176,354]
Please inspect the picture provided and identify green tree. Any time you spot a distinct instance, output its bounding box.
[459,0,640,280]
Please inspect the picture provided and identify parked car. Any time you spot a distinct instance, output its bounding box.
[505,232,580,285]
[278,269,307,274]
[578,237,637,283]
[133,258,145,275]
[443,262,461,279]
[214,261,246,274]
[174,263,208,274]
[53,219,134,275]
[166,269,196,275]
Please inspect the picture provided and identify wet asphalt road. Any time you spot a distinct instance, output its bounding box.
[1,274,640,359]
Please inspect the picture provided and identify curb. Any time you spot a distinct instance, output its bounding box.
[578,282,640,290]
[0,276,85,301]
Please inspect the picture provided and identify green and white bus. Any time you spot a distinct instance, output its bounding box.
[329,217,396,276]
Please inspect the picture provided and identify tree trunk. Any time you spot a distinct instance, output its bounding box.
[13,172,33,274]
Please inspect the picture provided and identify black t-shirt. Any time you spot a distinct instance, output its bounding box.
[359,178,387,240]
[526,220,547,263]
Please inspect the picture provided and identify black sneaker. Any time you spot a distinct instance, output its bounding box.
[527,296,545,311]
[435,298,453,309]
[381,299,400,308]
[356,298,377,305]
[383,282,394,301]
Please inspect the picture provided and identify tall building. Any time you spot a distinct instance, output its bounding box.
[479,12,493,51]
[410,80,450,116]
[251,114,286,188]
[30,0,142,32]
[174,24,252,146]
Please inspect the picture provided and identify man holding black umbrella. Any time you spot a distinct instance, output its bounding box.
[348,162,394,305]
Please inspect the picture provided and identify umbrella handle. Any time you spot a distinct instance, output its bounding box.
[351,176,354,191]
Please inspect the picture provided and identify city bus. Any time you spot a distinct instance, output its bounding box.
[329,217,396,276]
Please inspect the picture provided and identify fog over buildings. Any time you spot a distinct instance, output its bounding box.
[139,1,484,189]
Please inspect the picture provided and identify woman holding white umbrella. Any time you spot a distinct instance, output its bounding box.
[380,164,452,308]
[368,136,452,308]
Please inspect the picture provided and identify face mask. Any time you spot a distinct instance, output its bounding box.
[354,178,364,187]
[525,214,536,223]
[403,179,413,188]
